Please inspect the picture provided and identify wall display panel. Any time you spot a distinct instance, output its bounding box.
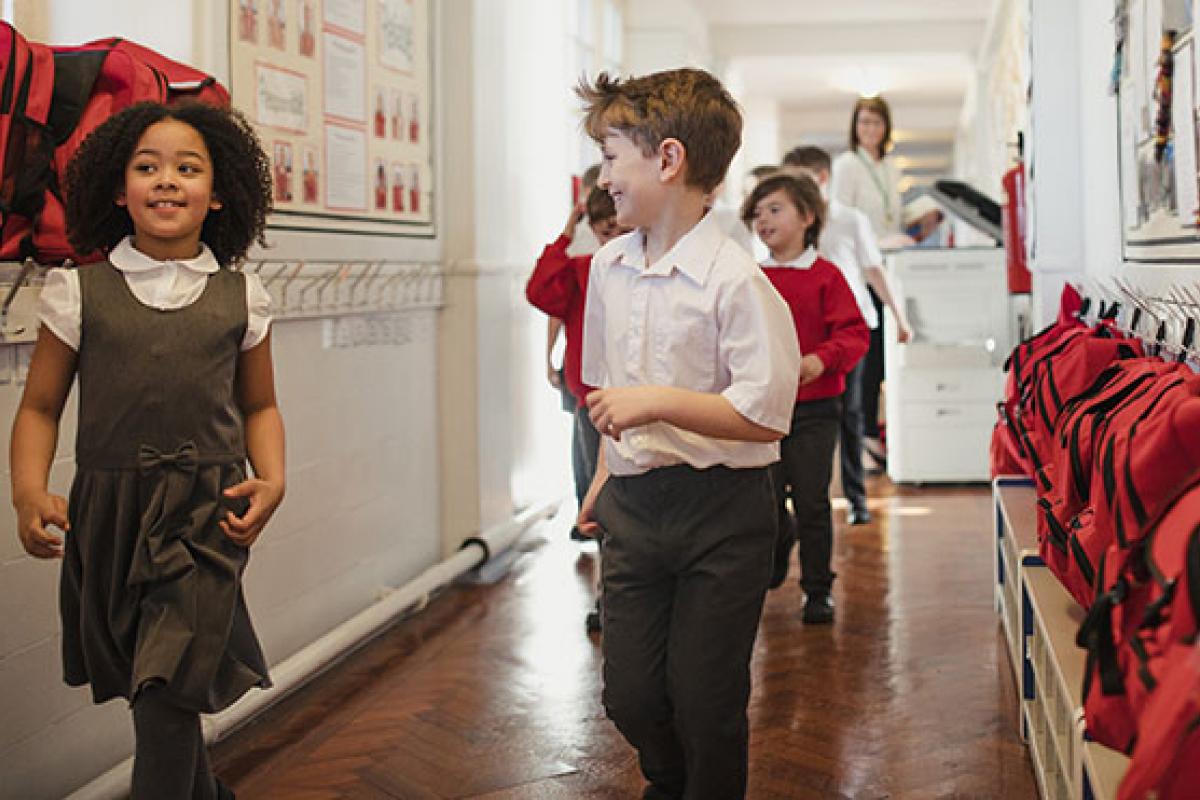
[230,0,435,237]
[1118,0,1199,261]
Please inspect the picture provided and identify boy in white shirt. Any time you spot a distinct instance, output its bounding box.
[781,146,912,524]
[576,69,799,800]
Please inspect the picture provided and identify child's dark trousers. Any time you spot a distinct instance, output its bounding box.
[596,464,775,800]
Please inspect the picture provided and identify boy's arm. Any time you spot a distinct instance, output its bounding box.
[546,318,563,387]
[525,237,578,319]
[587,386,781,442]
[526,203,588,317]
[863,265,913,342]
[808,273,871,378]
[576,440,608,536]
[856,211,912,342]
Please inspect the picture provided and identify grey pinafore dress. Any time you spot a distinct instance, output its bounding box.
[59,261,271,713]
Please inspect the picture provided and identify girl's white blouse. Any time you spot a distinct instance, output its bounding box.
[38,236,272,352]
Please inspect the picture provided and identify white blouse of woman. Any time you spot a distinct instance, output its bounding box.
[830,97,906,246]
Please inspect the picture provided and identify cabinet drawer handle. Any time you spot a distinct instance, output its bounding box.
[935,408,962,417]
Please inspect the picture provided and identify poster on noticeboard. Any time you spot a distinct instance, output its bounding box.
[229,0,434,238]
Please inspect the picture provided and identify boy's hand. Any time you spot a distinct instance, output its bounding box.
[799,354,825,386]
[562,201,586,241]
[896,319,914,344]
[586,386,662,441]
[15,491,69,559]
[221,478,285,547]
[576,473,606,538]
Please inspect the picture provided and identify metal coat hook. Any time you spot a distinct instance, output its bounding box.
[1,258,39,339]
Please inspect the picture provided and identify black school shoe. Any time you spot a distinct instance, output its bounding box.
[847,505,872,525]
[802,593,835,624]
[585,597,602,633]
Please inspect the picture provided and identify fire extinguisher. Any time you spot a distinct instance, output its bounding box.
[1001,133,1031,294]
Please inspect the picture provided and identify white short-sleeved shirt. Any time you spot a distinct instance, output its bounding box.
[581,210,800,477]
[38,236,272,352]
[819,200,882,330]
[830,147,904,240]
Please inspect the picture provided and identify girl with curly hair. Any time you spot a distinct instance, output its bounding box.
[10,101,285,799]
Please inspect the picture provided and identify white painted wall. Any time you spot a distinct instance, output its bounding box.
[0,0,580,795]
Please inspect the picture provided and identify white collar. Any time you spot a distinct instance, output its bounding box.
[764,246,818,270]
[611,210,724,286]
[110,236,219,274]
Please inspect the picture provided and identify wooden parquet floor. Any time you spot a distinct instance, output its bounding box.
[212,478,1037,799]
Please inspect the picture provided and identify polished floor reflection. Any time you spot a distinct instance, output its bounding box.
[213,478,1036,798]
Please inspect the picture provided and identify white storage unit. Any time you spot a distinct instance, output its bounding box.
[884,246,1010,483]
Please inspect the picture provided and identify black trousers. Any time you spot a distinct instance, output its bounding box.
[571,404,601,508]
[595,465,775,800]
[840,358,867,509]
[862,289,886,439]
[772,397,841,595]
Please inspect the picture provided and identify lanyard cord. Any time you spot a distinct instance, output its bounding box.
[854,149,894,224]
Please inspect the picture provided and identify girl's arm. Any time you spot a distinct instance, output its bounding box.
[11,328,78,559]
[223,332,286,546]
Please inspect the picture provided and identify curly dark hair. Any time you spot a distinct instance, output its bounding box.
[64,101,272,266]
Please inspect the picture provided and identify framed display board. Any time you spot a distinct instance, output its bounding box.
[1118,0,1199,261]
[229,0,435,237]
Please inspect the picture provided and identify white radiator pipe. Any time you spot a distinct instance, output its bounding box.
[66,500,559,800]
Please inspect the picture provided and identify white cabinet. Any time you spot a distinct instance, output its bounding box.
[883,247,1010,483]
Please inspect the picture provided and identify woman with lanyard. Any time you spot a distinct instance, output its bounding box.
[830,96,910,494]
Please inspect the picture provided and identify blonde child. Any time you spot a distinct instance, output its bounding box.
[11,101,285,799]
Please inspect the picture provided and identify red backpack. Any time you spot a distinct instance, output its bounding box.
[0,22,56,260]
[1079,480,1200,759]
[1118,644,1200,800]
[0,28,228,263]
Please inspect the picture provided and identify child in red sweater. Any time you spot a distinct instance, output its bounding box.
[526,186,628,630]
[742,173,870,624]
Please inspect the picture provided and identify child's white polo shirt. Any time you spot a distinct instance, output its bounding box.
[581,210,800,477]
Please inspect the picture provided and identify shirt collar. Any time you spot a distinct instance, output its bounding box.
[763,246,818,270]
[610,210,725,285]
[110,236,219,274]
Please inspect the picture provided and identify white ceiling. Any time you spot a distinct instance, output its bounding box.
[689,0,998,192]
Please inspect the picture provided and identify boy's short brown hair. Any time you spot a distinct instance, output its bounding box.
[577,68,742,193]
[781,146,831,176]
[585,185,616,225]
[741,173,826,250]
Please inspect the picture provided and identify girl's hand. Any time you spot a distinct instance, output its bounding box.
[220,479,285,547]
[586,386,663,441]
[15,491,69,559]
[799,354,826,385]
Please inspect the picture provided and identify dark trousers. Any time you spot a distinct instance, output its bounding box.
[772,397,841,596]
[571,404,601,507]
[595,465,775,800]
[862,289,885,439]
[131,685,217,800]
[840,358,867,509]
